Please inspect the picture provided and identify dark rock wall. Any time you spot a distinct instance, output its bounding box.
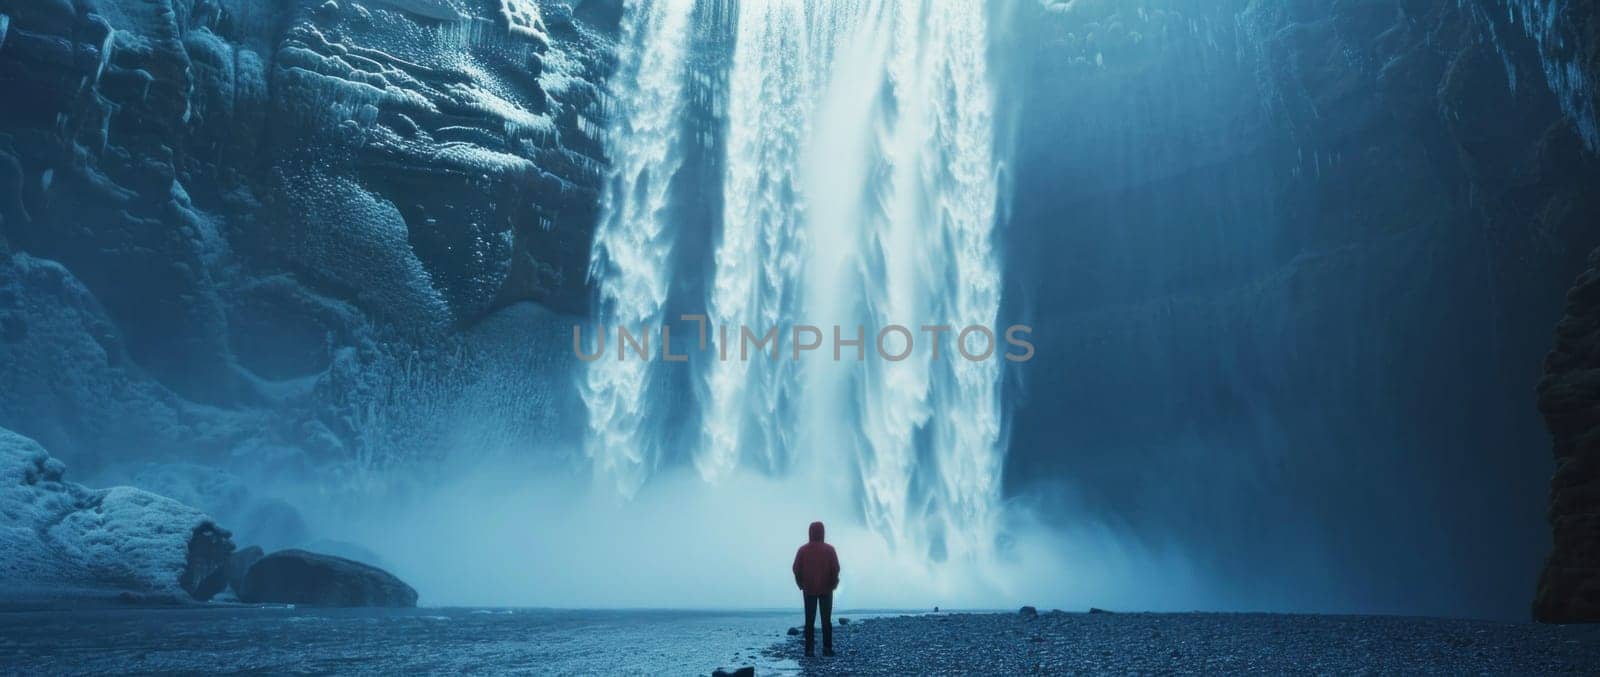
[1535,249,1600,622]
[1003,0,1600,619]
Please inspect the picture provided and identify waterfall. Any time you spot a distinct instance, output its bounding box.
[589,0,1007,562]
[582,0,696,495]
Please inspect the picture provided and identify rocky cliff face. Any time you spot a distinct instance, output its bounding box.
[0,0,614,473]
[1004,0,1600,618]
[1517,0,1600,625]
[1536,249,1600,623]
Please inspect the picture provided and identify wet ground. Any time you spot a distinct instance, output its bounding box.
[0,606,798,675]
[772,610,1600,674]
[5,606,1598,674]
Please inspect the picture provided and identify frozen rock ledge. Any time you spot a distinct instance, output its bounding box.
[0,427,234,603]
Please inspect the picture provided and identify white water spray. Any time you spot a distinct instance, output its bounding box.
[582,0,696,495]
[589,0,1007,566]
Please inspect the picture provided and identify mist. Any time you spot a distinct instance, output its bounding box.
[305,446,1215,612]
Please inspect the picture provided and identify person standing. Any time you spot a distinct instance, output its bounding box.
[792,521,841,657]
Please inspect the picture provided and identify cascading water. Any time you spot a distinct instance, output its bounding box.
[588,0,1007,565]
[582,0,696,495]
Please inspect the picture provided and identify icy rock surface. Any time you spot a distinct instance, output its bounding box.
[0,254,234,471]
[0,0,614,477]
[0,427,235,601]
[498,0,548,42]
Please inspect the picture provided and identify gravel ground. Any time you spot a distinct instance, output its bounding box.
[763,611,1600,675]
[0,607,800,675]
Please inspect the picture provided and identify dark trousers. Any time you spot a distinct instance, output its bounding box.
[803,593,833,654]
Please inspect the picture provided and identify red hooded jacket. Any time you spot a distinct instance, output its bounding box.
[792,521,840,596]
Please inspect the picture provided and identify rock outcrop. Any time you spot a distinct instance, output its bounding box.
[236,548,417,607]
[0,427,235,602]
[1535,248,1600,623]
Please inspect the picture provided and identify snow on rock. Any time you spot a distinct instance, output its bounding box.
[499,0,549,44]
[369,0,469,21]
[51,488,234,601]
[122,463,310,552]
[0,429,78,592]
[0,428,235,602]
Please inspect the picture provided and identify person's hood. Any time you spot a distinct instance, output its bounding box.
[809,521,825,542]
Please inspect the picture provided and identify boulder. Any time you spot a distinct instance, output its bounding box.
[787,626,800,636]
[237,549,417,607]
[1019,606,1038,617]
[711,668,754,677]
[296,539,388,569]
